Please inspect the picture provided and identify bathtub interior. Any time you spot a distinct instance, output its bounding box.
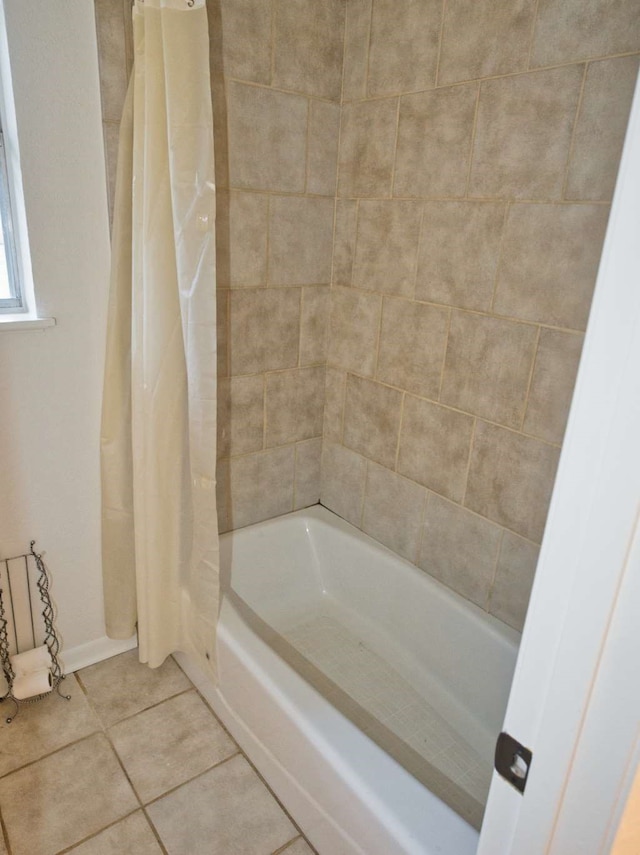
[222,505,520,830]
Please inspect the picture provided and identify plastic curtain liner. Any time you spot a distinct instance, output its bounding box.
[100,0,219,673]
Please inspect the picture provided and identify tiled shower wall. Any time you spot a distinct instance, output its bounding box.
[95,0,343,532]
[321,0,640,630]
[96,1,639,632]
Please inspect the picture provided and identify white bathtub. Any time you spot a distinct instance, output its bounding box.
[177,505,519,855]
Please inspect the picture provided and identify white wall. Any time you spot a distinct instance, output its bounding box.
[0,1,132,666]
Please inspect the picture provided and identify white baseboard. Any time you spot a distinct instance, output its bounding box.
[60,634,138,674]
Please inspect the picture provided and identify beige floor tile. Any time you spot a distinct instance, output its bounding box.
[0,734,137,855]
[280,838,315,855]
[0,828,6,855]
[0,674,100,777]
[66,811,163,855]
[78,649,191,727]
[147,754,297,855]
[110,690,237,803]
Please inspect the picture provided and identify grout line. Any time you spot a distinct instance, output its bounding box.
[437,307,453,402]
[464,81,482,197]
[410,203,426,299]
[414,489,431,566]
[265,194,271,286]
[338,49,640,103]
[364,0,375,99]
[269,0,276,87]
[53,809,143,855]
[332,367,564,450]
[520,325,543,431]
[434,0,448,88]
[460,417,477,507]
[141,807,171,855]
[561,62,589,200]
[222,184,612,205]
[525,0,542,70]
[0,806,12,855]
[292,441,299,509]
[394,392,406,472]
[484,528,506,617]
[226,75,340,106]
[389,96,402,197]
[303,98,312,194]
[489,202,511,312]
[359,460,370,529]
[141,751,242,809]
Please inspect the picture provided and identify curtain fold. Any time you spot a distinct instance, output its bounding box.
[100,0,219,673]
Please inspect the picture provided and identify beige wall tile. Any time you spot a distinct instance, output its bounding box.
[566,56,639,202]
[332,201,358,285]
[272,0,344,101]
[465,421,560,542]
[217,375,264,457]
[269,196,334,285]
[438,0,536,86]
[217,289,229,378]
[343,0,372,101]
[362,463,427,561]
[353,201,423,296]
[419,494,502,609]
[397,396,474,502]
[327,286,381,376]
[294,437,322,509]
[216,458,231,533]
[95,0,129,123]
[367,0,441,96]
[228,191,268,286]
[531,0,640,67]
[265,366,325,447]
[338,99,398,198]
[227,82,308,193]
[523,329,583,444]
[307,100,341,196]
[300,286,330,365]
[469,67,584,200]
[376,297,449,398]
[323,367,346,442]
[219,0,272,84]
[441,311,538,429]
[229,447,295,528]
[489,531,539,631]
[229,289,300,375]
[320,442,366,526]
[394,84,478,199]
[416,202,505,311]
[343,375,403,469]
[494,203,609,329]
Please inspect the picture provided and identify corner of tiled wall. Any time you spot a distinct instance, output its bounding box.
[320,0,640,632]
[95,0,639,633]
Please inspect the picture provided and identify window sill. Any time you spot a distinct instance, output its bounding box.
[0,315,56,331]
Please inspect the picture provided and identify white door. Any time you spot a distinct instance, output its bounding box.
[477,69,640,855]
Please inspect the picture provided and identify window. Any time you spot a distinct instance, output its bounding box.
[0,117,23,313]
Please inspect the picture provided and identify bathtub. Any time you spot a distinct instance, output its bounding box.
[176,505,519,855]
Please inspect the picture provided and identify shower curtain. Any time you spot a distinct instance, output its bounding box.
[100,0,219,672]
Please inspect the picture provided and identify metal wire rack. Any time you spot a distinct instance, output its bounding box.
[0,541,71,723]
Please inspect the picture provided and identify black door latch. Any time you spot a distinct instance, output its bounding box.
[495,731,533,794]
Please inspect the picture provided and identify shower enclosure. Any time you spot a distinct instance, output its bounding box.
[94,0,640,851]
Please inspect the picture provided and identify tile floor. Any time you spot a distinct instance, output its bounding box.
[0,650,315,855]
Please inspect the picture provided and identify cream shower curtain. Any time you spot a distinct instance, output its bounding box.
[100,0,219,671]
